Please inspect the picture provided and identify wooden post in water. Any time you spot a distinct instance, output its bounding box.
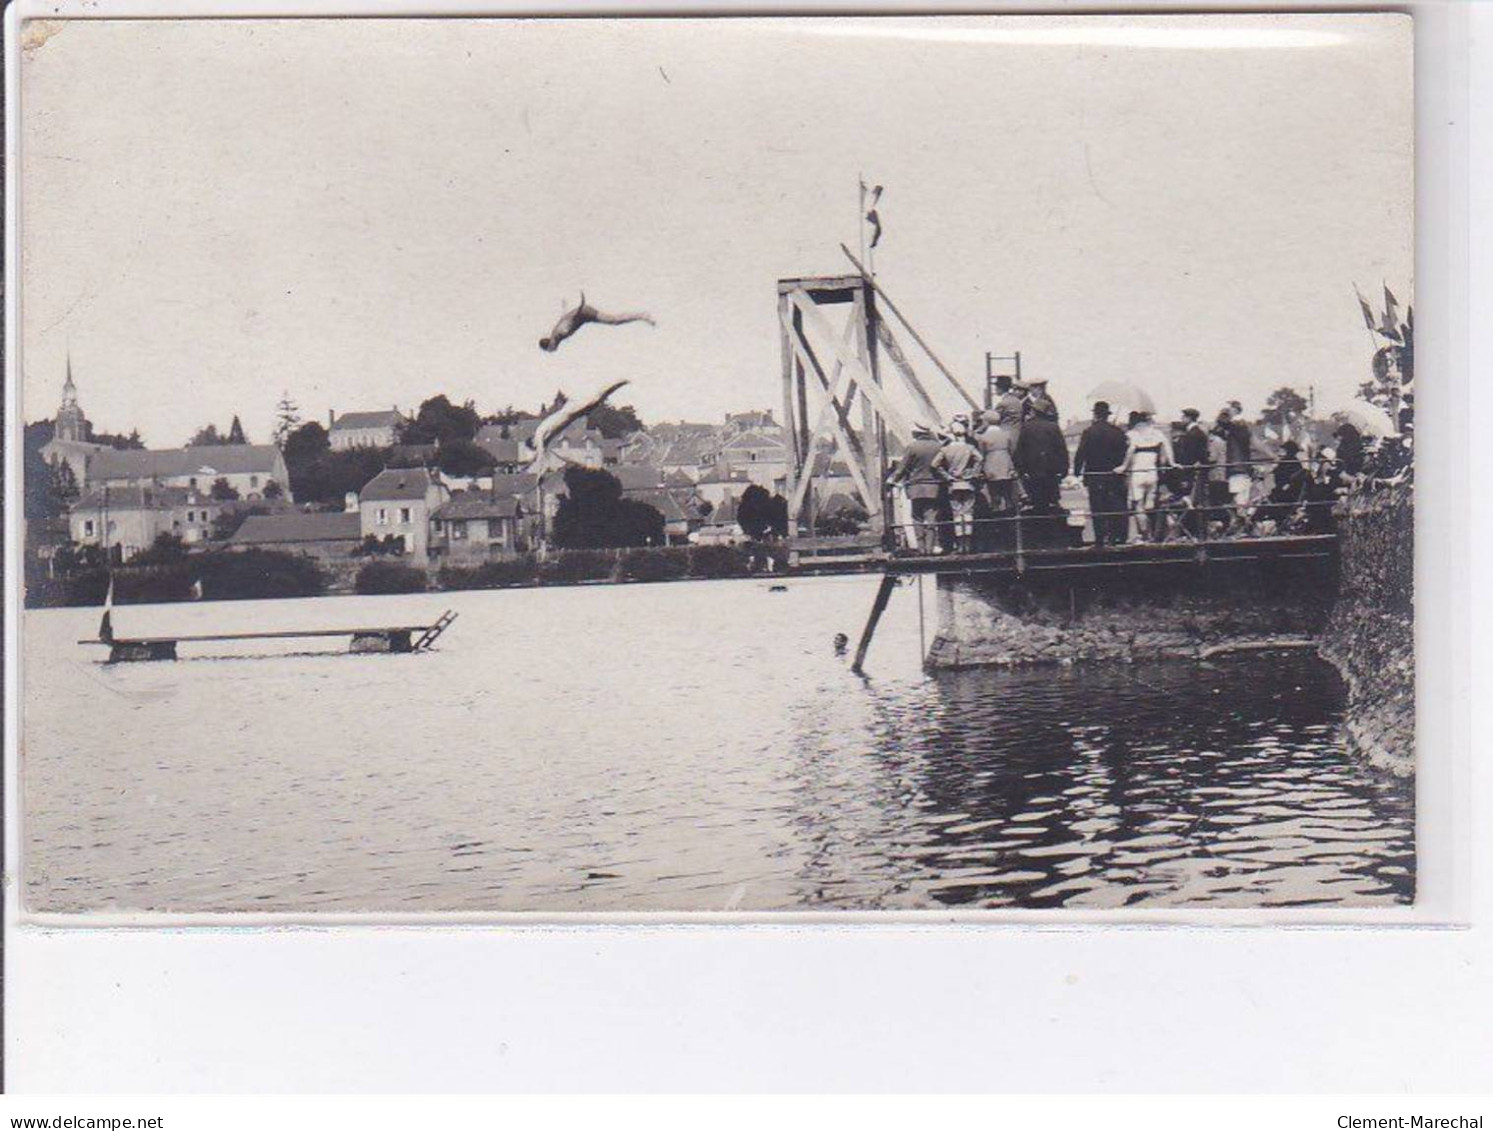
[851,573,898,675]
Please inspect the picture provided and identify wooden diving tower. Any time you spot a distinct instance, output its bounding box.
[778,245,981,549]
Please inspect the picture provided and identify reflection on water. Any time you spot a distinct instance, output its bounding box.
[23,575,1412,913]
[848,662,1413,909]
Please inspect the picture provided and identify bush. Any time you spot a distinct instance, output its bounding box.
[26,567,119,607]
[552,467,665,549]
[618,547,691,583]
[200,549,328,600]
[539,549,617,584]
[354,560,429,595]
[433,545,774,590]
[438,555,541,590]
[815,508,869,537]
[31,565,194,607]
[686,543,753,578]
[132,532,189,566]
[24,548,328,607]
[354,533,408,558]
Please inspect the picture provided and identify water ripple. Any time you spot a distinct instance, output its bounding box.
[22,577,1412,913]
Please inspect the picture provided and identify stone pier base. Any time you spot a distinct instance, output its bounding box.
[920,489,1413,775]
[924,559,1334,670]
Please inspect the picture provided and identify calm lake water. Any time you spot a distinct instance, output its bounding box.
[22,575,1414,914]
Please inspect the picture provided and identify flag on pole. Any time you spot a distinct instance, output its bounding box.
[1380,284,1402,341]
[99,574,114,643]
[1355,285,1377,333]
[863,183,884,249]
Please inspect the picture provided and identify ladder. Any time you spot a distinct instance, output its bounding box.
[412,609,458,652]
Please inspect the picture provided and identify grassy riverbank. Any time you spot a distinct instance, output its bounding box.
[25,543,790,607]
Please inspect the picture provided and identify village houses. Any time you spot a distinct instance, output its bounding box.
[33,367,866,572]
[429,494,527,561]
[716,429,789,492]
[226,512,364,560]
[86,445,293,502]
[69,486,221,561]
[328,409,406,451]
[357,467,450,564]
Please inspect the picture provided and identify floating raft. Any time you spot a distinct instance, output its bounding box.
[79,609,458,663]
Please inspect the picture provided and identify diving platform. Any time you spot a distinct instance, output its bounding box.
[79,609,458,663]
[799,533,1341,674]
[789,533,1339,579]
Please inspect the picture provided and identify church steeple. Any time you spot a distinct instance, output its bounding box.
[55,354,87,442]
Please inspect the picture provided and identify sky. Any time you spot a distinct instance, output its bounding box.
[20,14,1412,447]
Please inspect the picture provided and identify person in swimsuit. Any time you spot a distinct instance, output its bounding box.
[539,292,656,352]
[1122,410,1174,542]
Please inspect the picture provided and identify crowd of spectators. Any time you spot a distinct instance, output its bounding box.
[884,376,1413,555]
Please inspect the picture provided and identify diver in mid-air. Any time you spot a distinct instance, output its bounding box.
[539,293,655,352]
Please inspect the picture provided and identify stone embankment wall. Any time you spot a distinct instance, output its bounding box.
[1317,486,1415,776]
[925,558,1334,670]
[924,486,1414,774]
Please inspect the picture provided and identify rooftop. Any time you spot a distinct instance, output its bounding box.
[625,489,688,523]
[721,430,788,453]
[360,467,440,502]
[73,485,206,511]
[89,445,283,481]
[659,438,717,466]
[331,410,404,432]
[484,419,542,444]
[432,494,522,521]
[474,432,525,464]
[612,465,666,491]
[488,472,541,499]
[228,512,362,545]
[704,497,739,525]
[696,465,755,486]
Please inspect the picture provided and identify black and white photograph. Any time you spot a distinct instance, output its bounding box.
[14,12,1416,917]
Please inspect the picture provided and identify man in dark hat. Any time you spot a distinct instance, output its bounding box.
[1263,438,1311,530]
[1333,421,1366,476]
[1174,408,1209,470]
[1172,407,1211,532]
[1072,400,1129,547]
[992,374,1026,427]
[1023,377,1058,424]
[1014,399,1070,525]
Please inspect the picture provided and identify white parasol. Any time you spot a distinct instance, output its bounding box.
[1084,380,1157,419]
[1327,403,1396,437]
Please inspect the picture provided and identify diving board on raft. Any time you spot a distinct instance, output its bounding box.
[78,609,459,662]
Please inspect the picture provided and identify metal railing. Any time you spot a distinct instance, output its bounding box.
[879,456,1368,561]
